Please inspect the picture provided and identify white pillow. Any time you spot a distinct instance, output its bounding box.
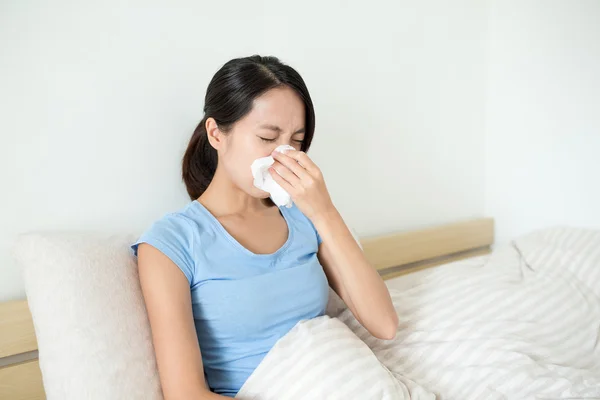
[236,315,409,400]
[13,232,163,400]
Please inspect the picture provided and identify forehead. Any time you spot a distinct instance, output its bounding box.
[245,86,305,130]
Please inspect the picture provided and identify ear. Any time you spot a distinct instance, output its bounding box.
[205,117,224,150]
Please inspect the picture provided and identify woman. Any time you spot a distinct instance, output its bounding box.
[133,55,398,399]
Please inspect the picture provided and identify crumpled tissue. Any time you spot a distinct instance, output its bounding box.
[250,145,295,208]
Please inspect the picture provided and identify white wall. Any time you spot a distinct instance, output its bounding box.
[484,0,600,244]
[0,0,488,301]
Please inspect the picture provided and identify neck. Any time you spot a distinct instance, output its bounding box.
[198,165,268,217]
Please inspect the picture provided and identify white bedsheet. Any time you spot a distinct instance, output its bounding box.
[238,227,600,399]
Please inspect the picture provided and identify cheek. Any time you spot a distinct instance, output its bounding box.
[227,152,254,177]
[223,143,264,182]
[221,134,278,184]
[227,133,271,158]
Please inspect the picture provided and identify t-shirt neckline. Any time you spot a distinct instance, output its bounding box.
[191,200,294,258]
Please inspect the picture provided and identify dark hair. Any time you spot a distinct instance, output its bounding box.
[182,55,316,200]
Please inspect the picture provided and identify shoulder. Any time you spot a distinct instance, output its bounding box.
[283,204,322,246]
[131,201,203,284]
[282,203,311,225]
[139,203,199,249]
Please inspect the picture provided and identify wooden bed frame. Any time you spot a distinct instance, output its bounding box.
[0,218,494,400]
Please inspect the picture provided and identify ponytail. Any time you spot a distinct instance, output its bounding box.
[182,117,217,199]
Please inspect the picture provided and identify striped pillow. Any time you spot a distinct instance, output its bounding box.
[236,315,408,400]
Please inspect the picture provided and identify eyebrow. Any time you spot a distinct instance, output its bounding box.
[259,124,305,134]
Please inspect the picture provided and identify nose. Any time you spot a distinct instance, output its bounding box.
[270,139,291,153]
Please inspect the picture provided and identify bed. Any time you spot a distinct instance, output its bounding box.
[235,224,600,399]
[0,218,503,399]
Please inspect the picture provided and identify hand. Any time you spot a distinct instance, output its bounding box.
[270,150,334,220]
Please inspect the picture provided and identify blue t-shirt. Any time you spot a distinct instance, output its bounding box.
[131,201,329,397]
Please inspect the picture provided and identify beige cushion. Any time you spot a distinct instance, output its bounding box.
[13,232,163,400]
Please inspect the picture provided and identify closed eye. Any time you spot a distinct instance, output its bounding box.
[259,137,277,143]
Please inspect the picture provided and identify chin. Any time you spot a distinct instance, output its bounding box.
[248,186,271,199]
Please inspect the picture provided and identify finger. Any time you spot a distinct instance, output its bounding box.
[269,167,295,194]
[271,161,301,188]
[271,151,311,180]
[277,150,320,177]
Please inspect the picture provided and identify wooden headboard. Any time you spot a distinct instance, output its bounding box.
[0,217,494,400]
[367,218,494,280]
[0,300,42,400]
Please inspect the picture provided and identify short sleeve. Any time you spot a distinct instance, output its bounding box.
[305,213,322,245]
[313,221,323,246]
[131,214,196,284]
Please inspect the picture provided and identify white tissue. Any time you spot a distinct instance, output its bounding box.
[251,145,295,208]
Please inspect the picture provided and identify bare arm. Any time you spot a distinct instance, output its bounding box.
[270,149,398,340]
[137,244,230,400]
[315,210,398,340]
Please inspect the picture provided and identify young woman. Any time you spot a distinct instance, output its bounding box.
[132,55,398,399]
